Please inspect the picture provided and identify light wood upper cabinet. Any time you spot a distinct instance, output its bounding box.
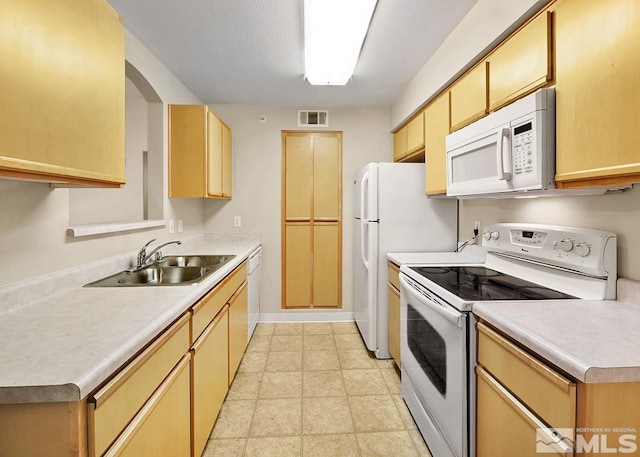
[488,8,553,112]
[554,0,640,188]
[221,122,233,198]
[0,0,125,187]
[424,92,450,195]
[450,63,487,131]
[393,112,425,162]
[207,110,223,197]
[393,126,408,162]
[168,105,232,199]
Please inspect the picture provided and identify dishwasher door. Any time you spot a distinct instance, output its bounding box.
[247,247,262,340]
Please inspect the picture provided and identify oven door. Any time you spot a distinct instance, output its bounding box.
[400,274,468,457]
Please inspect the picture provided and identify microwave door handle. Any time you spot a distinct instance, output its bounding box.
[497,127,512,181]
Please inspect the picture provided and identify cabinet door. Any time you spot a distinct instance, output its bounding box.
[228,282,248,384]
[424,92,450,195]
[0,0,125,187]
[221,122,232,198]
[103,354,191,457]
[284,224,312,308]
[450,63,487,131]
[387,283,400,367]
[169,105,207,198]
[406,112,425,156]
[393,126,407,162]
[192,307,229,457]
[488,9,552,111]
[313,135,341,220]
[555,0,640,187]
[207,110,223,197]
[476,367,572,457]
[313,224,341,307]
[284,135,313,220]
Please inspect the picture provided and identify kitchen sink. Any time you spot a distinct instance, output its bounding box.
[84,255,236,287]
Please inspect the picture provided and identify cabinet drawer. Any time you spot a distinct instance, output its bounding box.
[476,366,572,457]
[192,261,247,341]
[103,353,191,457]
[388,261,400,291]
[88,313,190,457]
[477,322,576,430]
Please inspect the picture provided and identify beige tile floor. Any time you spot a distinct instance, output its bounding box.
[202,322,433,457]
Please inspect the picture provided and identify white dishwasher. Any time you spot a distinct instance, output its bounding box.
[247,246,262,340]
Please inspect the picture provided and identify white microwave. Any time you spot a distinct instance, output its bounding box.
[446,88,556,198]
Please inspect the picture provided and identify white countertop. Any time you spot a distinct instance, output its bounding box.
[473,300,640,383]
[0,234,261,404]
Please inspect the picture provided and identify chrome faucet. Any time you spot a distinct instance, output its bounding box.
[132,238,182,270]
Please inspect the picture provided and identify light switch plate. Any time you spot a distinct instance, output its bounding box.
[234,216,241,227]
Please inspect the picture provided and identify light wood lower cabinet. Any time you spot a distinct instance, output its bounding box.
[228,282,248,384]
[476,321,640,457]
[88,313,191,457]
[191,306,229,457]
[103,354,191,457]
[387,261,401,367]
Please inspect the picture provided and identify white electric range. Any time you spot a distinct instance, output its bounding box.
[399,223,617,457]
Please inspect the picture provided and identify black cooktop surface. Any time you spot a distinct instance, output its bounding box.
[409,266,576,301]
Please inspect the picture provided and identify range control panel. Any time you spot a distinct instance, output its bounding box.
[482,223,616,277]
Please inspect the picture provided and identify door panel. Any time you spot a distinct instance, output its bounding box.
[313,224,340,307]
[285,135,313,219]
[207,110,223,197]
[425,92,450,195]
[284,224,312,307]
[313,136,340,220]
[221,122,232,197]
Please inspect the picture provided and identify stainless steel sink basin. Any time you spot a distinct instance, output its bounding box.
[84,254,236,287]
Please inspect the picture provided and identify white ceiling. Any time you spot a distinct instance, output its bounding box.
[108,0,479,107]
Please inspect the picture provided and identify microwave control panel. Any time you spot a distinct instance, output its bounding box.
[512,121,534,176]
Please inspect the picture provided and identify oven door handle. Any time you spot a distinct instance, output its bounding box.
[400,275,464,328]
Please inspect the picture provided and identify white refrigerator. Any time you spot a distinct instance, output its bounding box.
[353,162,458,359]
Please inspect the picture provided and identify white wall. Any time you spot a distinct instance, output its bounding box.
[459,187,640,280]
[204,105,392,314]
[0,30,205,287]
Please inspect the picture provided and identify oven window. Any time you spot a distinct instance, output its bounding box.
[407,303,447,395]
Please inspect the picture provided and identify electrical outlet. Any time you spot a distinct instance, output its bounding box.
[168,219,175,234]
[178,219,183,233]
[474,221,481,236]
[234,216,241,228]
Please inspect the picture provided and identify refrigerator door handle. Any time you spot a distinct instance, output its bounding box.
[360,170,369,221]
[360,221,370,270]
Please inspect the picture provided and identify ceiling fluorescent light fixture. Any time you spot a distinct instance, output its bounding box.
[304,0,377,85]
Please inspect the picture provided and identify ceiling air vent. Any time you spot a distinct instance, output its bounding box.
[297,110,329,128]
